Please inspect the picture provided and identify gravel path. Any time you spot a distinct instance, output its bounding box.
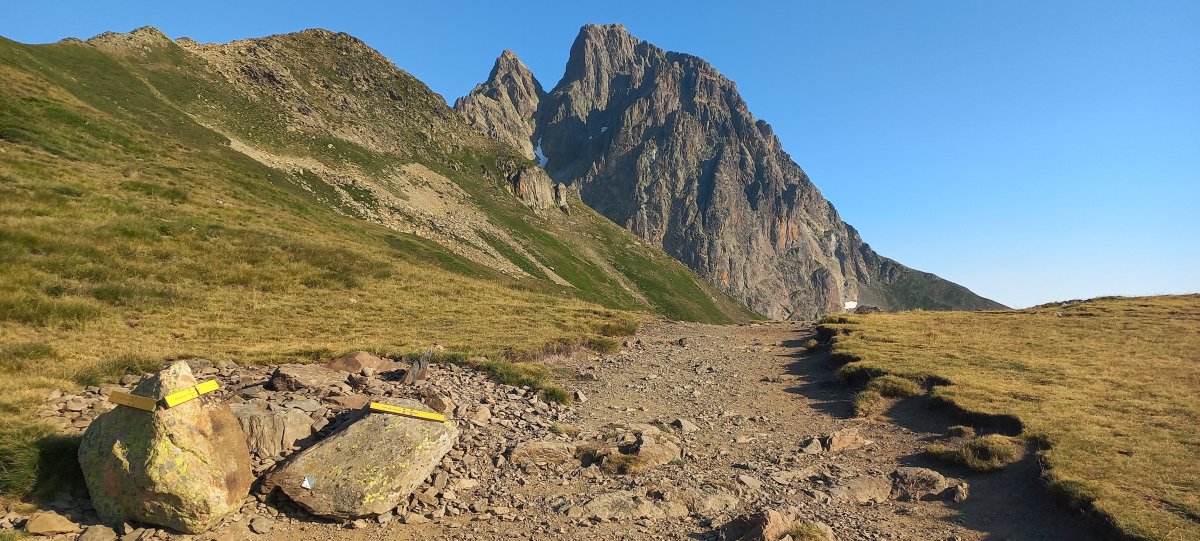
[154,322,1098,540]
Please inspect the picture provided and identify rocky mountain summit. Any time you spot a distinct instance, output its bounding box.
[454,50,544,161]
[457,24,1005,318]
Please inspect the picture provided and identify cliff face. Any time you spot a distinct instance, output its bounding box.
[457,24,1005,318]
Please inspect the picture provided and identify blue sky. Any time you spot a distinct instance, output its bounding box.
[4,1,1198,308]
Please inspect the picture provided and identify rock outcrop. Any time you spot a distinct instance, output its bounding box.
[454,50,544,160]
[78,362,253,533]
[457,24,1006,319]
[263,398,458,519]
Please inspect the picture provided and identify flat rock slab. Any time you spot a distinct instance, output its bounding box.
[24,511,79,536]
[265,398,458,519]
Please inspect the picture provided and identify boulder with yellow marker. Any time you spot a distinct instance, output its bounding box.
[263,398,458,519]
[78,361,253,533]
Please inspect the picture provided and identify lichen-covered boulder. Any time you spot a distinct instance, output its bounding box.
[78,362,253,533]
[264,399,458,519]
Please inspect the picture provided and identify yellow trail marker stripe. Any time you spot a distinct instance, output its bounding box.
[163,379,221,408]
[367,402,446,423]
[109,391,157,411]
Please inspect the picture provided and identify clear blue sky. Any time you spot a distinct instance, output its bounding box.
[4,1,1198,308]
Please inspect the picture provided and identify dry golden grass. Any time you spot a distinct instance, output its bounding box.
[821,295,1200,541]
[0,136,635,500]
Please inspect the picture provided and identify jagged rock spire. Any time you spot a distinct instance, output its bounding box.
[454,50,544,159]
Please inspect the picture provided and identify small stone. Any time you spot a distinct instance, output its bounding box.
[403,513,429,524]
[470,406,492,425]
[950,482,970,503]
[77,525,118,541]
[671,418,700,434]
[282,399,320,413]
[891,467,949,501]
[573,390,588,403]
[737,474,763,491]
[800,437,823,455]
[823,428,870,453]
[325,351,389,373]
[324,395,368,410]
[509,441,578,466]
[248,517,274,534]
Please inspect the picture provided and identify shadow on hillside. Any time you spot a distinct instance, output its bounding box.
[780,330,1115,541]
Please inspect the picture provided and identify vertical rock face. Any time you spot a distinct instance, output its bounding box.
[454,50,544,160]
[78,362,253,534]
[457,24,1005,319]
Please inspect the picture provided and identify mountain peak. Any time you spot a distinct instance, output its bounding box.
[531,24,1004,317]
[454,50,545,159]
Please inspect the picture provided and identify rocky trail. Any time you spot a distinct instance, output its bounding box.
[13,322,1101,541]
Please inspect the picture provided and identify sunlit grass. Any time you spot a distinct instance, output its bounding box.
[820,295,1200,541]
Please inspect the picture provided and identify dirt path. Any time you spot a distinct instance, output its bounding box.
[238,321,1098,541]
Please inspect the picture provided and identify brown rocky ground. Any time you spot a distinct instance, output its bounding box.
[14,322,1102,540]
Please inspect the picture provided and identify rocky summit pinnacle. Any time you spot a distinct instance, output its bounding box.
[457,24,1004,318]
[454,49,545,160]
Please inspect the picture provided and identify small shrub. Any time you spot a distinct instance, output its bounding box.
[947,425,976,438]
[927,434,1018,472]
[804,338,819,350]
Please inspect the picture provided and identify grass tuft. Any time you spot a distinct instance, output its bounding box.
[0,343,57,373]
[867,374,922,398]
[584,336,621,355]
[927,434,1019,472]
[947,425,976,438]
[853,375,921,416]
[787,523,831,541]
[72,354,162,387]
[0,419,84,500]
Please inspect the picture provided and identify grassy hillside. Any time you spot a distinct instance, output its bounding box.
[818,295,1200,541]
[0,29,755,502]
